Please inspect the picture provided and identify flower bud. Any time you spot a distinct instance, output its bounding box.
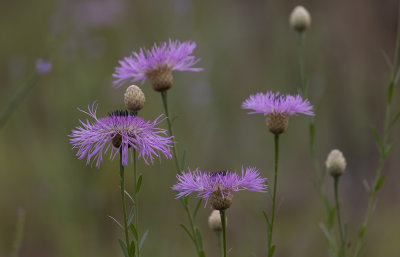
[326,149,346,177]
[208,210,227,231]
[124,85,145,111]
[289,6,311,32]
[209,188,233,210]
[266,113,289,135]
[145,65,174,92]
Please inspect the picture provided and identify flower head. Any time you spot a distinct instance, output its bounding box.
[172,167,267,210]
[113,39,202,91]
[326,149,346,177]
[69,102,173,167]
[242,91,314,134]
[289,6,311,32]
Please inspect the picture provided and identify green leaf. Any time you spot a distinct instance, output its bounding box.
[319,223,335,245]
[180,224,195,243]
[118,239,129,257]
[362,179,370,193]
[130,224,138,241]
[195,227,203,248]
[380,49,393,69]
[107,215,123,229]
[370,125,384,154]
[128,207,135,225]
[328,207,336,230]
[139,229,149,250]
[199,250,206,257]
[268,245,276,257]
[124,190,135,204]
[388,81,395,104]
[262,210,270,227]
[389,111,400,130]
[129,241,136,257]
[180,150,186,171]
[136,175,143,194]
[383,144,393,159]
[358,225,366,238]
[193,199,202,222]
[375,175,386,192]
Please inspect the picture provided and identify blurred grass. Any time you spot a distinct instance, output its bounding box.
[1,0,400,257]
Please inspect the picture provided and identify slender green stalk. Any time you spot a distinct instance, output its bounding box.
[333,176,346,257]
[133,148,140,257]
[297,32,307,97]
[160,91,180,171]
[216,230,223,257]
[11,209,25,257]
[0,73,38,129]
[267,134,280,256]
[220,210,227,257]
[160,90,204,257]
[119,150,130,249]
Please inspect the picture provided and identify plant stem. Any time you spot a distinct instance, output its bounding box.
[119,149,130,249]
[220,210,227,257]
[334,176,346,257]
[133,148,140,257]
[216,230,223,257]
[160,90,204,257]
[11,208,25,257]
[160,90,181,171]
[297,32,308,97]
[268,134,279,257]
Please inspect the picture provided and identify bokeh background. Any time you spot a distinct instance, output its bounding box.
[1,0,400,256]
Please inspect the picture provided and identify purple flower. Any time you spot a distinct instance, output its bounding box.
[69,102,173,167]
[172,167,267,209]
[113,39,202,91]
[35,59,52,75]
[242,91,314,116]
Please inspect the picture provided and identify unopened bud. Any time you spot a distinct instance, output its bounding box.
[326,149,346,177]
[208,210,227,231]
[124,85,145,111]
[289,6,311,32]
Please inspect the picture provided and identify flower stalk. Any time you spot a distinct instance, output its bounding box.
[219,210,227,257]
[119,149,130,250]
[333,176,346,257]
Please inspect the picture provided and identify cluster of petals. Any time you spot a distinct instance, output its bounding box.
[69,103,173,167]
[113,39,202,87]
[172,167,267,203]
[242,91,314,116]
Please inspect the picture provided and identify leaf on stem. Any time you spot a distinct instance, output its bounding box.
[358,225,366,238]
[362,179,370,193]
[139,229,149,250]
[118,239,129,257]
[370,125,384,154]
[128,207,135,225]
[328,207,336,230]
[136,175,143,194]
[268,245,276,257]
[375,175,386,192]
[380,49,393,69]
[199,250,206,257]
[124,190,135,204]
[388,111,400,130]
[319,223,336,246]
[180,224,195,243]
[129,241,136,257]
[388,81,395,104]
[129,224,138,241]
[262,210,270,227]
[195,227,203,248]
[107,215,123,229]
[193,199,202,222]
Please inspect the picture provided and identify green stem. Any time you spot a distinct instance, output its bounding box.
[133,148,140,257]
[334,176,346,257]
[11,208,25,257]
[268,134,280,257]
[298,32,308,97]
[119,150,130,250]
[220,210,227,257]
[216,230,223,257]
[160,90,203,257]
[160,90,181,171]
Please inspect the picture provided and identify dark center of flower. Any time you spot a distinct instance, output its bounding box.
[108,110,137,117]
[211,170,228,177]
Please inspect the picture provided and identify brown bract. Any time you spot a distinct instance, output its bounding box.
[146,65,174,92]
[266,112,289,135]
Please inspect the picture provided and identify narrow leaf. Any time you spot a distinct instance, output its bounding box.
[128,207,135,225]
[389,111,400,130]
[136,175,143,194]
[384,144,393,159]
[107,215,123,229]
[195,227,203,248]
[130,224,138,241]
[380,49,393,69]
[319,223,335,245]
[358,225,365,238]
[388,81,394,104]
[262,210,270,227]
[129,241,136,257]
[139,229,149,250]
[362,179,370,193]
[193,199,202,222]
[268,245,276,257]
[370,125,384,153]
[124,190,135,204]
[118,239,129,257]
[375,175,386,192]
[180,224,195,243]
[328,207,336,230]
[199,250,206,257]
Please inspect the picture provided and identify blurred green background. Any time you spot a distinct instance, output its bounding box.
[1,0,400,256]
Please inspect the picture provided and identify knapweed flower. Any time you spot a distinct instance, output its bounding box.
[69,102,173,167]
[35,58,52,75]
[326,149,346,177]
[289,6,311,32]
[172,167,267,210]
[242,91,314,134]
[113,39,202,91]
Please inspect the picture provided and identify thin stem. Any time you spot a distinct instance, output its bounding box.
[298,32,308,97]
[133,148,140,257]
[220,210,227,257]
[119,150,130,249]
[160,90,180,171]
[184,203,201,254]
[334,176,346,257]
[11,209,25,257]
[216,230,223,257]
[268,134,280,256]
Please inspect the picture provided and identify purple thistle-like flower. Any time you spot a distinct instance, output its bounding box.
[172,167,267,209]
[242,91,314,116]
[113,39,202,90]
[69,102,173,168]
